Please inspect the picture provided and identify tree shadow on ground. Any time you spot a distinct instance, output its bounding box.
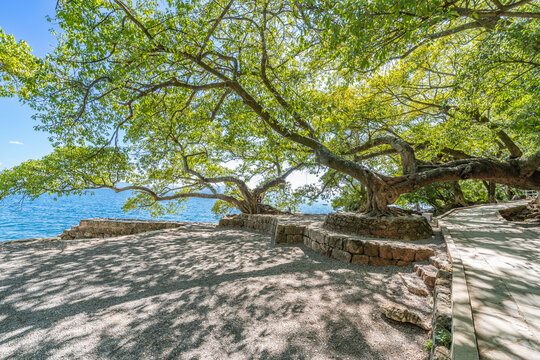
[444,205,540,359]
[0,225,428,359]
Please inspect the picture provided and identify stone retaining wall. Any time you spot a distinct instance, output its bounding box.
[219,214,435,266]
[324,212,433,240]
[304,226,434,266]
[60,218,186,240]
[218,214,282,239]
[430,268,452,359]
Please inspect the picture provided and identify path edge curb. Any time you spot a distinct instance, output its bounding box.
[440,225,480,360]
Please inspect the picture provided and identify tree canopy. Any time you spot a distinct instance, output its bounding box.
[1,0,539,216]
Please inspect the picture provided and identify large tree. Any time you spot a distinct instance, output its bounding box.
[2,0,539,215]
[0,27,40,98]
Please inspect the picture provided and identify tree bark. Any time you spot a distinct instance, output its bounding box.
[363,186,392,215]
[483,181,497,203]
[488,182,497,203]
[451,181,468,207]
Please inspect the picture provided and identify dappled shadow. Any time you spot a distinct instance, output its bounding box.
[0,225,428,359]
[443,204,540,359]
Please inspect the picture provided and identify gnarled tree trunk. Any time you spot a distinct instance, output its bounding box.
[451,181,468,207]
[483,181,497,203]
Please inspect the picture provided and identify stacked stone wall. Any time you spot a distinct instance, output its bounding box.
[324,212,433,240]
[219,214,435,266]
[60,218,186,240]
[429,269,452,359]
[303,226,434,266]
[219,214,281,236]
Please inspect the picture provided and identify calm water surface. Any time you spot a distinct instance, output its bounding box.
[0,189,331,241]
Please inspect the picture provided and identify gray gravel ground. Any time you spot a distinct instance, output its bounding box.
[0,224,431,360]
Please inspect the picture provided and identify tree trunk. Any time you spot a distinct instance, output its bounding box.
[363,187,391,215]
[488,182,497,203]
[451,181,468,207]
[482,181,497,203]
[237,200,257,214]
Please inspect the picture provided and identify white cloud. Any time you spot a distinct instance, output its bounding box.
[8,141,24,145]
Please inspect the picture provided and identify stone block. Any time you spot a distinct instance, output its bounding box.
[415,247,435,261]
[369,257,396,266]
[364,241,379,257]
[400,273,430,296]
[310,230,325,243]
[351,254,369,265]
[311,241,330,256]
[392,246,416,262]
[432,346,450,360]
[282,225,294,234]
[274,233,287,244]
[396,260,411,266]
[292,235,303,243]
[436,269,452,281]
[379,244,393,259]
[293,226,305,235]
[343,239,364,254]
[380,303,431,331]
[326,235,343,249]
[414,264,437,288]
[433,299,452,334]
[331,248,352,263]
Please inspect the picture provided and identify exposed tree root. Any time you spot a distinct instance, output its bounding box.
[499,203,540,223]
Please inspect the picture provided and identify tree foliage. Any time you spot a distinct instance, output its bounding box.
[1,0,539,216]
[0,27,40,98]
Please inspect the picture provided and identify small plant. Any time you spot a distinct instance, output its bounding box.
[435,330,452,347]
[423,339,433,352]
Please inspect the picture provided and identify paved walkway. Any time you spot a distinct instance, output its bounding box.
[441,203,540,360]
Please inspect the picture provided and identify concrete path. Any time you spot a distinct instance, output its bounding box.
[441,203,540,360]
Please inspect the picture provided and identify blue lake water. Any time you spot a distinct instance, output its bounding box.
[0,189,332,241]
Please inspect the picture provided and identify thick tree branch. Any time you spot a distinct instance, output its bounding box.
[254,164,303,196]
[343,136,417,175]
[522,150,540,177]
[392,157,540,194]
[101,184,243,208]
[496,130,523,158]
[180,153,252,201]
[259,7,316,137]
[440,147,473,160]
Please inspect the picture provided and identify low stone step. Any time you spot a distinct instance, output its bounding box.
[380,303,431,331]
[414,264,438,288]
[399,273,431,297]
[429,255,452,272]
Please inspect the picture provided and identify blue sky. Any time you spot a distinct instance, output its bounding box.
[0,0,58,170]
[0,2,319,189]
